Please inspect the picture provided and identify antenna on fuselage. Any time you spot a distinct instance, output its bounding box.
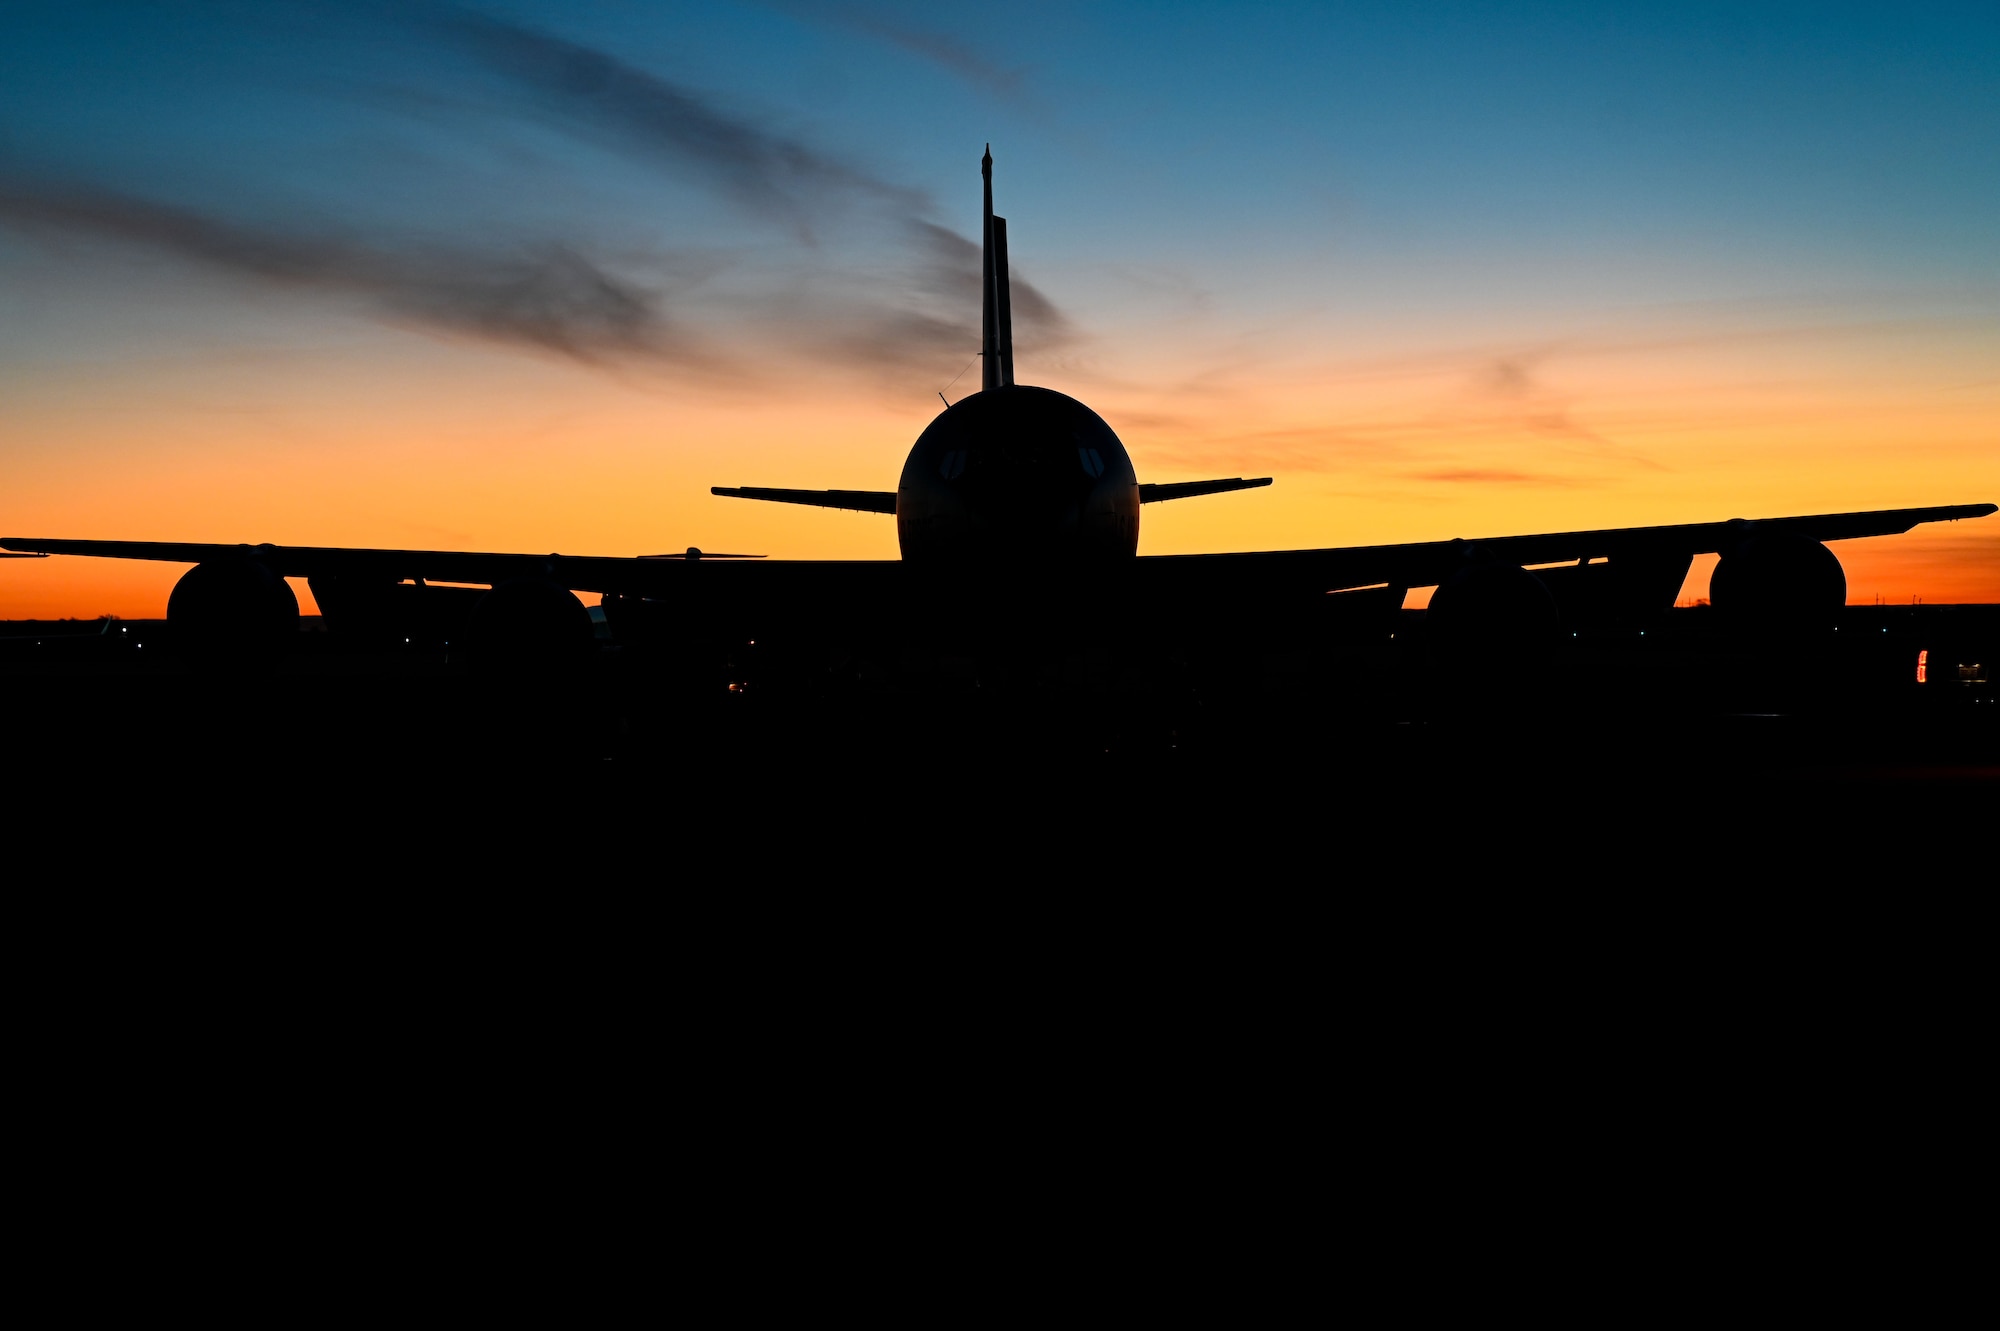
[981,145,1015,392]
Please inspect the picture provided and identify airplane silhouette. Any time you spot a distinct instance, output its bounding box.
[5,148,1993,657]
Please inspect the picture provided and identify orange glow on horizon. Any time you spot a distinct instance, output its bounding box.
[4,309,1996,616]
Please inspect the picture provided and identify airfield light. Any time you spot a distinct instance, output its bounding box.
[1916,649,1927,683]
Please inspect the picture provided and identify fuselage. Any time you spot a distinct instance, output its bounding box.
[896,385,1139,564]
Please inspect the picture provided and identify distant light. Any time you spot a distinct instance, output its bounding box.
[1917,649,1927,684]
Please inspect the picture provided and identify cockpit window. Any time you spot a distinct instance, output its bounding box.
[1078,447,1105,478]
[938,450,967,480]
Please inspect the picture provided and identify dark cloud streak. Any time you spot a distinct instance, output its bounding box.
[776,3,1027,98]
[906,221,1067,338]
[430,7,929,237]
[1407,468,1599,487]
[0,180,683,363]
[0,7,1076,382]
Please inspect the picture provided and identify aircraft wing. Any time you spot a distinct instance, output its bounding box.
[5,503,1990,602]
[1138,477,1272,503]
[0,536,902,601]
[710,487,897,513]
[1131,503,1997,595]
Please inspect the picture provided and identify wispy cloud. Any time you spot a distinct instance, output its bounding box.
[429,6,929,238]
[1407,468,1600,486]
[1466,352,1666,467]
[771,3,1027,99]
[754,220,1074,385]
[904,221,1068,338]
[0,179,691,364]
[0,6,1075,382]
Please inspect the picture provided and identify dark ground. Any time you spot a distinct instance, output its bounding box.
[9,608,1987,1263]
[6,603,1991,874]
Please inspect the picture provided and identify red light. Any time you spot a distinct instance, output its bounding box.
[1917,649,1927,684]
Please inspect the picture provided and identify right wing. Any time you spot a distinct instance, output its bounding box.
[710,487,897,514]
[1132,503,1998,598]
[1138,478,1272,503]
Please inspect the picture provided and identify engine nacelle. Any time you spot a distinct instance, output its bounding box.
[464,579,593,667]
[1711,532,1844,628]
[168,556,299,647]
[1426,561,1560,646]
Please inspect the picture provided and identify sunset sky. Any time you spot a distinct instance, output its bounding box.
[3,0,1995,617]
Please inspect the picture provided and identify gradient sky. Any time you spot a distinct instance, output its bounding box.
[3,0,1996,617]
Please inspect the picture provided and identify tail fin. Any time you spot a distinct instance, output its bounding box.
[981,145,1015,391]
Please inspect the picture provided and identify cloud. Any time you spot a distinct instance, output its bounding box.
[1467,352,1667,468]
[1407,468,1599,487]
[429,7,928,237]
[1130,425,1405,479]
[771,3,1026,98]
[906,221,1068,337]
[760,220,1074,384]
[0,7,1075,383]
[1482,357,1537,398]
[0,179,686,364]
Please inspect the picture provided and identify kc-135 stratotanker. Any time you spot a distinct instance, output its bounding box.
[6,149,1993,658]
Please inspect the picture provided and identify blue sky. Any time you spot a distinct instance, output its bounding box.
[5,1,1993,372]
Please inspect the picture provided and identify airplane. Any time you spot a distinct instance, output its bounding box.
[4,148,1993,668]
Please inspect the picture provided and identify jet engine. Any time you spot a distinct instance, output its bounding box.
[1711,532,1845,628]
[1425,560,1560,646]
[463,579,593,667]
[167,554,299,647]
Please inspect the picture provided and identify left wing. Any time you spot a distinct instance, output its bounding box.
[710,488,897,514]
[0,537,899,603]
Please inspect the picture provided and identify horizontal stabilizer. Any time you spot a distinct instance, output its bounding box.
[638,549,764,560]
[711,487,897,515]
[1138,477,1273,504]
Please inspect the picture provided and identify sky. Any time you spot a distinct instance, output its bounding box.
[2,0,1996,617]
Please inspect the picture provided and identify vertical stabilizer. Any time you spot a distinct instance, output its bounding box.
[981,146,1015,391]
